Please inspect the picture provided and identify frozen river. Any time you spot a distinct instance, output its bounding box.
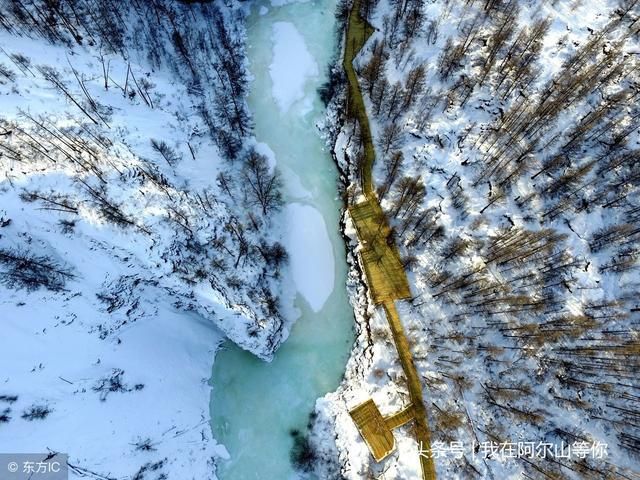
[210,0,355,478]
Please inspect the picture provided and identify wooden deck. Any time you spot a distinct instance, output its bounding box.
[349,400,417,462]
[349,399,396,462]
[349,199,412,304]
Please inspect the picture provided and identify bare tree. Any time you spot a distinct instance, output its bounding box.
[0,248,74,291]
[241,149,283,216]
[378,122,404,154]
[150,139,181,167]
[402,64,426,109]
[378,150,404,200]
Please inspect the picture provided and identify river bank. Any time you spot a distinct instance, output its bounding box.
[306,3,432,477]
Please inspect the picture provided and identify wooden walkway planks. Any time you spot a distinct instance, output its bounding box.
[383,302,437,480]
[349,399,397,462]
[384,403,416,430]
[343,0,437,478]
[342,0,376,196]
[349,199,412,303]
[343,0,436,480]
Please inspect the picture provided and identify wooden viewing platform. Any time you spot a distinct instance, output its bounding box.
[349,400,416,462]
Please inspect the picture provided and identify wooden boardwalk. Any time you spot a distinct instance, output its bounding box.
[343,0,437,478]
[342,0,376,196]
[384,403,416,430]
[349,200,411,304]
[384,302,437,480]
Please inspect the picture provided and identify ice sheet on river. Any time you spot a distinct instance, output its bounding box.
[269,22,318,113]
[284,203,334,312]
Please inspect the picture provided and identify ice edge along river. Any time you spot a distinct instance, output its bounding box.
[210,1,355,479]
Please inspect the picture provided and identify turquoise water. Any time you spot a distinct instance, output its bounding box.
[210,1,355,479]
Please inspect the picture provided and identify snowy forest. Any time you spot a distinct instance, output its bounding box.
[1,0,639,479]
[0,0,288,351]
[319,0,640,478]
[0,1,288,478]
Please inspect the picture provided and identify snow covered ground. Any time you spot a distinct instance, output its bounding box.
[1,279,227,479]
[310,0,640,478]
[0,1,291,478]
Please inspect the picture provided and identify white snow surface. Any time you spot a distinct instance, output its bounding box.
[269,22,319,113]
[0,2,287,478]
[1,285,227,479]
[283,203,335,312]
